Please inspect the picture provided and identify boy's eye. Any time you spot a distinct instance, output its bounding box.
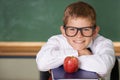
[83,28,91,31]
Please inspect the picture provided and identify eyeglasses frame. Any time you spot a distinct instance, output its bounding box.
[63,25,96,37]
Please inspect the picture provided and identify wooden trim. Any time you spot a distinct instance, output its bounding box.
[0,42,120,57]
[113,42,120,56]
[0,42,45,56]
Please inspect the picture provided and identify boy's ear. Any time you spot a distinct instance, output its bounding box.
[93,26,100,38]
[60,26,66,36]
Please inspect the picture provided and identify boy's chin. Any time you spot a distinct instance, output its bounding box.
[73,46,85,51]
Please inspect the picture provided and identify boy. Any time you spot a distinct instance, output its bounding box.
[36,1,115,80]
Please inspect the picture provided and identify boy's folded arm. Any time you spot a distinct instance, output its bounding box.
[78,44,115,77]
[36,38,78,71]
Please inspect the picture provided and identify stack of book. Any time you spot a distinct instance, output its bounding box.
[51,66,100,80]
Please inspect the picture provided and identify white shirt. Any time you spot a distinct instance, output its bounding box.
[36,34,115,79]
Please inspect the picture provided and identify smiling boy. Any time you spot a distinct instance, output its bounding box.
[36,1,115,80]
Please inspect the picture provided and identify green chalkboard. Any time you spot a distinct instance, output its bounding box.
[0,0,120,41]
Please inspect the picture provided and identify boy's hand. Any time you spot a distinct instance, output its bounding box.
[78,48,92,56]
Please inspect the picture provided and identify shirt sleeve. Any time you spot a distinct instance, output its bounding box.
[36,35,78,71]
[78,39,115,77]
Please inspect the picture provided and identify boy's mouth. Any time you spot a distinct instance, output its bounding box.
[73,40,85,44]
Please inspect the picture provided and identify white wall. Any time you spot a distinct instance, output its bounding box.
[0,58,39,80]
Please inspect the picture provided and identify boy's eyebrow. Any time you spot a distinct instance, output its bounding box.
[65,26,94,28]
[65,25,96,28]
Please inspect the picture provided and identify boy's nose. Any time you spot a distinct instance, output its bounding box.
[76,30,83,38]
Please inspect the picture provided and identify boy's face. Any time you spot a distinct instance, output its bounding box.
[61,18,99,51]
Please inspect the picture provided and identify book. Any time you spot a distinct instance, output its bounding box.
[51,66,100,80]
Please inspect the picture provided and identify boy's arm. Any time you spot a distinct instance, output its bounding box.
[78,40,115,77]
[36,36,78,71]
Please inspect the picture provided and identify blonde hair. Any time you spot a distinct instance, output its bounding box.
[63,1,96,26]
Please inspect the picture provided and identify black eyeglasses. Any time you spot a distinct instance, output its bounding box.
[63,25,96,37]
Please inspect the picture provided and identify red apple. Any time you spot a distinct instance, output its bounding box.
[63,56,79,73]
